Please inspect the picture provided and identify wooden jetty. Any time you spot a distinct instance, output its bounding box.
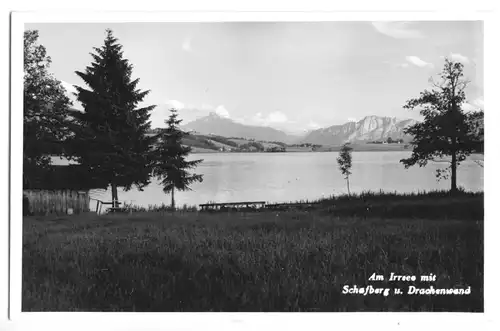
[199,201,266,212]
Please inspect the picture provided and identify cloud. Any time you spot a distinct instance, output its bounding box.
[449,53,470,64]
[405,56,433,68]
[151,101,321,133]
[462,103,476,112]
[252,111,289,126]
[214,105,230,118]
[165,99,185,110]
[252,113,264,123]
[150,104,202,128]
[182,37,192,52]
[371,22,424,39]
[307,121,321,130]
[160,102,231,125]
[473,97,484,109]
[347,117,357,122]
[149,100,193,128]
[266,111,288,123]
[462,97,484,111]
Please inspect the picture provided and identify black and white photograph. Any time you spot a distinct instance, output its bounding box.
[8,8,493,320]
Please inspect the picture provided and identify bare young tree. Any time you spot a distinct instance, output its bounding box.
[337,143,353,196]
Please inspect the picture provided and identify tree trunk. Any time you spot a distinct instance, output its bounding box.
[111,181,119,208]
[346,177,351,196]
[450,98,458,194]
[171,187,175,211]
[451,152,457,193]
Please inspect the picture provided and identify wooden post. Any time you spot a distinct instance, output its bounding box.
[74,191,78,214]
[56,191,60,215]
[61,190,65,215]
[79,192,83,214]
[32,191,36,215]
[37,191,40,215]
[43,191,48,216]
[65,190,69,215]
[79,191,82,214]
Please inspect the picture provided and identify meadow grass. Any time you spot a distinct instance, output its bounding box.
[22,192,483,312]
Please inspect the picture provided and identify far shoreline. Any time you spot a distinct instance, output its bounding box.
[189,144,415,154]
[189,150,484,161]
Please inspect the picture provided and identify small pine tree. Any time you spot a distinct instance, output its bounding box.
[337,143,353,196]
[152,108,204,210]
[69,29,157,207]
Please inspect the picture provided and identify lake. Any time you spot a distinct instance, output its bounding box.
[75,152,484,212]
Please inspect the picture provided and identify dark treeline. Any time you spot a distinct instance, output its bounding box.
[23,29,203,208]
[367,138,405,144]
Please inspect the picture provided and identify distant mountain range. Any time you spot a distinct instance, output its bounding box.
[181,113,417,146]
[181,112,299,144]
[301,116,417,145]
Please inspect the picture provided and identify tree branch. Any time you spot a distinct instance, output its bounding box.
[473,160,484,168]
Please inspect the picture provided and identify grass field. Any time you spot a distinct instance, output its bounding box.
[22,191,483,312]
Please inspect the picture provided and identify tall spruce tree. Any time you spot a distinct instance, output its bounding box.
[69,29,156,207]
[401,58,483,192]
[23,30,73,187]
[152,108,203,210]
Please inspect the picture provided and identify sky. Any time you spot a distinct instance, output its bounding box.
[26,21,484,133]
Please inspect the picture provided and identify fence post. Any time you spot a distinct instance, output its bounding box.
[65,190,68,215]
[85,192,90,213]
[43,191,48,216]
[75,192,80,214]
[56,190,61,216]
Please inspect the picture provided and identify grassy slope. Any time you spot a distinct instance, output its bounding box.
[227,138,280,148]
[187,146,219,153]
[23,192,483,312]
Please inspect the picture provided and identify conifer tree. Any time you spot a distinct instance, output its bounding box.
[69,29,156,207]
[152,108,204,210]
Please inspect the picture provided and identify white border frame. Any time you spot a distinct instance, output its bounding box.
[8,10,500,331]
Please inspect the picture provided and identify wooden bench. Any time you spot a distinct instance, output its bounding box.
[199,201,266,212]
[90,198,123,215]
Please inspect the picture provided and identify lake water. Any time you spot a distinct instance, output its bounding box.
[78,152,484,212]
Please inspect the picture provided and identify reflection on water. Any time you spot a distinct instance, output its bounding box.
[81,152,483,210]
